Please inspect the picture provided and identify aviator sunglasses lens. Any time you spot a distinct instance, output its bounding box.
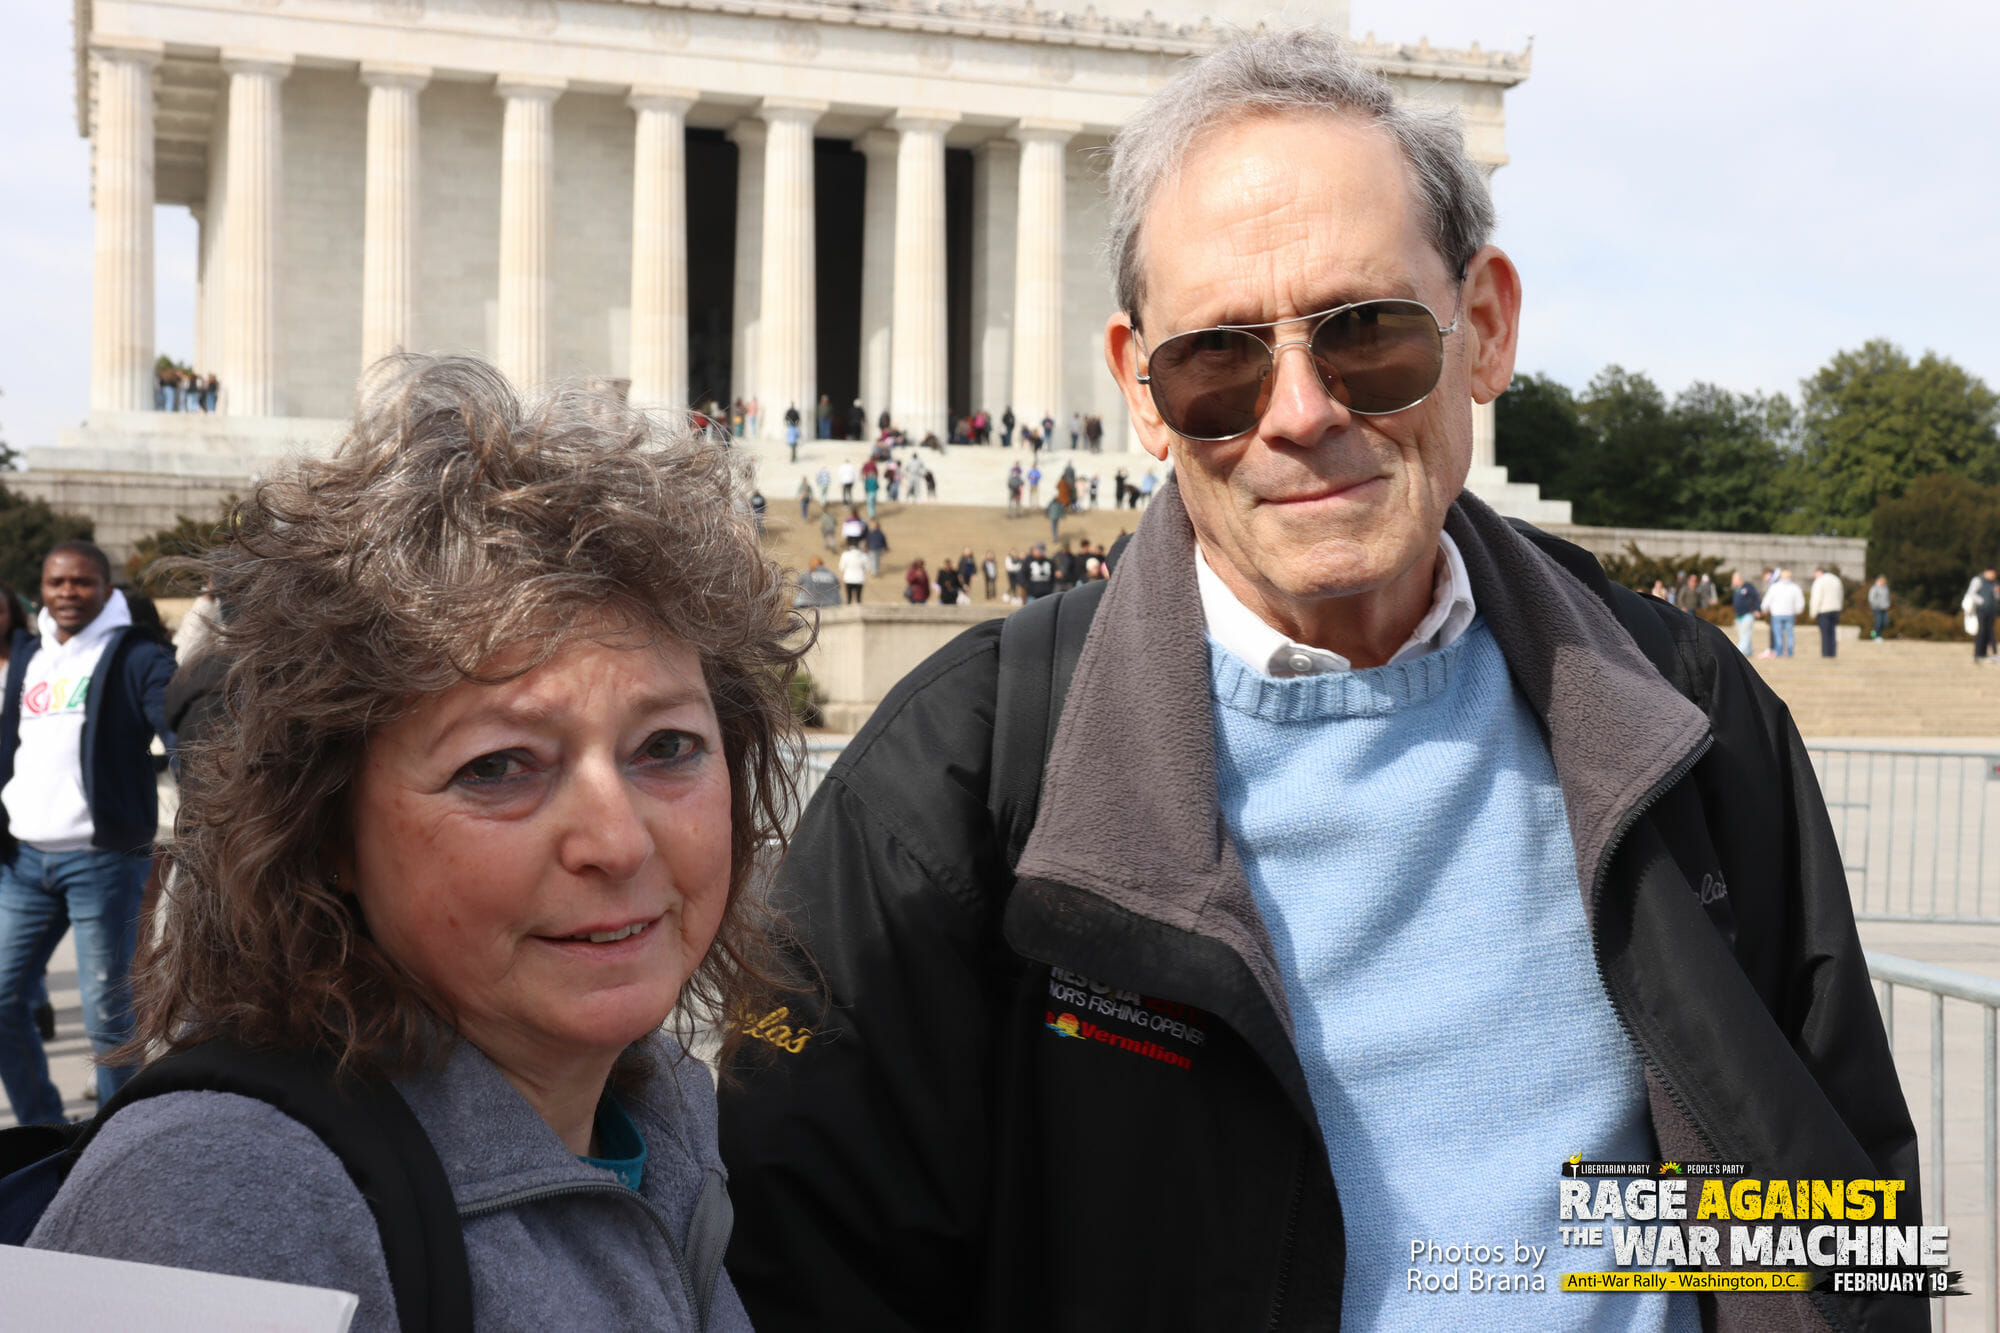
[1145,328,1272,440]
[1310,300,1445,415]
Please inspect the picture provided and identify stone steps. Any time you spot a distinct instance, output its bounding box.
[1746,641,1995,738]
[765,503,1994,739]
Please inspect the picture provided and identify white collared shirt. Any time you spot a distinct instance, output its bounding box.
[1195,531,1478,677]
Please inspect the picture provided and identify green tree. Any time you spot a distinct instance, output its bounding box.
[1494,372,1590,502]
[1868,473,2000,612]
[1796,340,2000,527]
[127,505,236,595]
[0,485,94,594]
[1569,366,1680,527]
[1669,383,1793,533]
[1499,368,1798,532]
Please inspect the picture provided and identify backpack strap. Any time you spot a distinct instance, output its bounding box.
[989,579,1108,868]
[84,1039,474,1333]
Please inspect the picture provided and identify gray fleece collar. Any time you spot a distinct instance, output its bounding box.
[395,1031,705,1211]
[1013,478,1711,1035]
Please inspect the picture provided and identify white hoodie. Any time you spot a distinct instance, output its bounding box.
[2,590,131,851]
[1761,577,1806,619]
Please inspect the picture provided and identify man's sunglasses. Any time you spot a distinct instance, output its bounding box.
[1135,297,1461,442]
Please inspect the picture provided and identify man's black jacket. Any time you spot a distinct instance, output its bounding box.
[719,484,1920,1333]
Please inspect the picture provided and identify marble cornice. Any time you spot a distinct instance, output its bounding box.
[1353,32,1532,86]
[607,0,1222,55]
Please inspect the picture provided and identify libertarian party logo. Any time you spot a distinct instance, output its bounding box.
[1553,1157,1958,1298]
[23,674,91,717]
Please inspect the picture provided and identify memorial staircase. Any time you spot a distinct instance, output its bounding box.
[1743,637,2000,740]
[763,497,1997,741]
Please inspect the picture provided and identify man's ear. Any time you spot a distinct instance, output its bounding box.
[1105,311,1174,463]
[1461,245,1522,406]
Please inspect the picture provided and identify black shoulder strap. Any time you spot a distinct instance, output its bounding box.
[989,580,1108,868]
[87,1039,473,1333]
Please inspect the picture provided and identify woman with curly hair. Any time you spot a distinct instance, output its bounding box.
[27,355,802,1331]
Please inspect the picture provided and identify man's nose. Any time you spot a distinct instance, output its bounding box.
[1259,340,1352,441]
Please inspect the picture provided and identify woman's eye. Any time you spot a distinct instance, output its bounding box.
[455,752,527,785]
[640,730,702,765]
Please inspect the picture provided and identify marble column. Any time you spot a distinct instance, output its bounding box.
[1010,119,1077,432]
[220,51,294,417]
[1472,399,1498,470]
[359,64,429,372]
[888,111,956,442]
[756,98,825,438]
[856,129,897,435]
[191,204,212,376]
[195,96,230,382]
[88,38,164,413]
[969,138,1018,422]
[627,87,698,409]
[727,120,765,416]
[494,75,565,393]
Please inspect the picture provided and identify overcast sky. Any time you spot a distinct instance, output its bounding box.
[3,1,1997,450]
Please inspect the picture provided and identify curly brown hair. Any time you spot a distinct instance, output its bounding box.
[128,354,807,1075]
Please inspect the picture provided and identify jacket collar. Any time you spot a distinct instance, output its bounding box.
[1011,477,1710,1068]
[395,1031,707,1213]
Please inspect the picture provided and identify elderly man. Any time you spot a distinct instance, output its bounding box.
[720,30,1916,1333]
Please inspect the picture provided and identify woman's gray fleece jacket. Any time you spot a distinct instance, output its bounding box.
[28,1032,753,1332]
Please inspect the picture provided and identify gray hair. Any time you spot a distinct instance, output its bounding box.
[128,353,805,1079]
[1106,27,1496,322]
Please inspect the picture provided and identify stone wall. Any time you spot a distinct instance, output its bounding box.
[8,470,249,570]
[284,68,367,419]
[278,78,644,416]
[802,601,1007,731]
[418,79,502,369]
[1061,137,1128,447]
[1545,523,1869,580]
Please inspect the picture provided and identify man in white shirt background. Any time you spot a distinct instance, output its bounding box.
[1809,565,1846,658]
[1760,568,1806,658]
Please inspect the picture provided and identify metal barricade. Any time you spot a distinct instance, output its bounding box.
[1811,745,2000,923]
[793,739,846,816]
[1870,950,1999,1330]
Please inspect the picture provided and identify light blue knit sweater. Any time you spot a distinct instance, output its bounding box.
[1211,618,1694,1332]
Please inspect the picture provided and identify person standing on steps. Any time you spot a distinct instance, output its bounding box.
[1809,566,1844,658]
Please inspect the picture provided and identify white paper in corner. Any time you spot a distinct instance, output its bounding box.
[0,1244,359,1332]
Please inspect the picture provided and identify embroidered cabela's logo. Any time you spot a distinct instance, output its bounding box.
[737,1005,812,1054]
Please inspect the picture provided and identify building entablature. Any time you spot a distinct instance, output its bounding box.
[81,0,1528,205]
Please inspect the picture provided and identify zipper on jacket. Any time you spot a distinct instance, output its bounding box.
[1587,731,1721,1162]
[1263,1134,1308,1332]
[458,1179,703,1326]
[1593,733,1856,1332]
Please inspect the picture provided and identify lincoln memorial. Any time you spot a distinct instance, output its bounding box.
[39,0,1560,534]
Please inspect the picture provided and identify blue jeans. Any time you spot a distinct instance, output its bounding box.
[0,845,150,1124]
[1735,614,1755,656]
[1771,615,1796,657]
